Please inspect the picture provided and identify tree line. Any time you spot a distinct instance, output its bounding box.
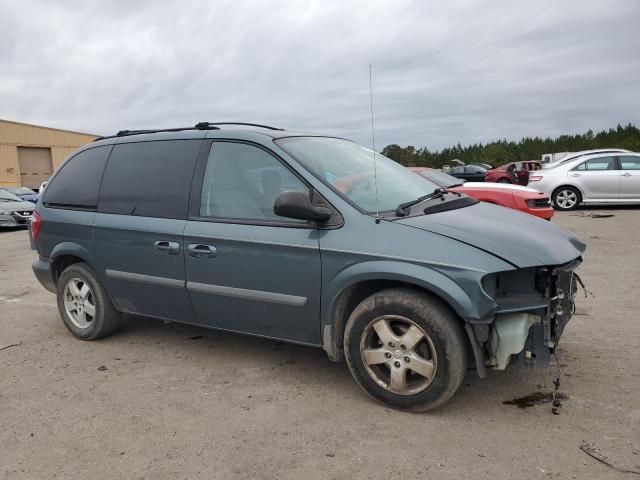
[381,123,640,168]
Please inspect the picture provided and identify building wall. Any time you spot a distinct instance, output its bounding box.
[0,119,98,187]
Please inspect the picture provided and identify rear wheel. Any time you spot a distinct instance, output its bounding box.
[552,186,581,211]
[57,263,122,340]
[344,288,467,412]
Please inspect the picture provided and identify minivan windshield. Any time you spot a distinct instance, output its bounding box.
[414,169,464,188]
[276,137,438,213]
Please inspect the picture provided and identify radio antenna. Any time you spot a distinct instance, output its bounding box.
[369,64,380,223]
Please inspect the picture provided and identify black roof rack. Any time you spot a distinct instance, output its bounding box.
[94,121,283,142]
[195,122,284,131]
[93,123,220,142]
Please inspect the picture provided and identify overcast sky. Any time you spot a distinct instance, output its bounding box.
[1,0,639,149]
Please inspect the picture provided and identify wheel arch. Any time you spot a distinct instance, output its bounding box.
[321,261,476,363]
[552,183,584,199]
[49,243,97,285]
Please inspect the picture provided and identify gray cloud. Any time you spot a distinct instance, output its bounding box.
[1,0,639,149]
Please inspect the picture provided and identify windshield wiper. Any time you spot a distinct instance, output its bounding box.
[395,188,447,217]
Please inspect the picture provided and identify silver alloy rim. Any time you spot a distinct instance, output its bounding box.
[555,190,578,209]
[63,277,96,328]
[360,315,437,395]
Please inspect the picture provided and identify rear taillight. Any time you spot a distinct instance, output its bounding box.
[31,211,41,241]
[529,175,543,182]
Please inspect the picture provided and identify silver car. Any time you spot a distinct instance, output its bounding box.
[541,148,630,168]
[529,152,640,210]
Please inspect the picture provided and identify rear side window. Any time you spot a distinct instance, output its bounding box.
[42,146,111,209]
[98,140,200,219]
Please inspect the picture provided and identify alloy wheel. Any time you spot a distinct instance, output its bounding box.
[63,277,96,328]
[555,189,578,209]
[359,315,438,395]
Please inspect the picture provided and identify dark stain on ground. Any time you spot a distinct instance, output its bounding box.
[503,392,568,409]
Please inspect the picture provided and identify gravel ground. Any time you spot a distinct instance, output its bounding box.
[1,209,639,479]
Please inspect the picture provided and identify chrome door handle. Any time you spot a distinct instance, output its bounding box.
[622,172,632,177]
[154,241,180,255]
[188,244,217,258]
[570,173,581,177]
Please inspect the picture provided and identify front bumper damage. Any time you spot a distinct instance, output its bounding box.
[472,259,581,375]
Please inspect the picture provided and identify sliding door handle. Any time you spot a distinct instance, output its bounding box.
[188,244,217,258]
[154,241,180,255]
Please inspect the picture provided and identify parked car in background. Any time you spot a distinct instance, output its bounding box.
[469,163,493,170]
[448,164,487,182]
[30,123,585,412]
[0,186,39,203]
[0,189,35,228]
[485,161,542,185]
[542,149,630,169]
[529,152,640,210]
[410,168,554,220]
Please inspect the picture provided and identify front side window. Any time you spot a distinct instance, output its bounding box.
[619,156,640,170]
[573,157,616,171]
[276,137,439,213]
[200,142,308,222]
[42,146,111,208]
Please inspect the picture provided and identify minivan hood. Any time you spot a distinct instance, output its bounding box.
[396,202,586,268]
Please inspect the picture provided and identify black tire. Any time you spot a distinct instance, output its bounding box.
[552,186,581,211]
[56,262,122,340]
[344,288,468,412]
[497,178,511,184]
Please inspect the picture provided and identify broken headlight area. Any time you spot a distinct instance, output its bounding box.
[476,259,582,370]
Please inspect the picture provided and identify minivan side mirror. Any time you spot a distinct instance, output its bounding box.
[274,190,331,223]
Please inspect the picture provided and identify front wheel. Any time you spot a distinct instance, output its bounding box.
[344,288,468,412]
[497,177,511,184]
[552,186,581,211]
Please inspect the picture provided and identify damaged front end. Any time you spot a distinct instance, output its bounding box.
[471,258,582,374]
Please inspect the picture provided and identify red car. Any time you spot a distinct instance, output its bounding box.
[410,167,554,220]
[484,160,542,185]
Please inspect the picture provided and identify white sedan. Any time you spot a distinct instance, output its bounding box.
[529,152,640,210]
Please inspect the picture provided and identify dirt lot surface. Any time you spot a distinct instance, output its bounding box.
[1,209,639,479]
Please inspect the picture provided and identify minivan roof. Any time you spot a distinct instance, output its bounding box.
[93,122,327,145]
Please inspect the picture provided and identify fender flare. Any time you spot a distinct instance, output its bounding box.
[322,261,476,330]
[49,242,98,280]
[320,260,486,362]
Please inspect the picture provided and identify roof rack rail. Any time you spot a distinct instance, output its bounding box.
[195,122,284,131]
[93,123,220,142]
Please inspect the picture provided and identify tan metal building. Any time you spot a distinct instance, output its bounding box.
[0,119,98,189]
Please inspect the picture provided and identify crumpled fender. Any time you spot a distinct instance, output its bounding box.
[322,260,492,329]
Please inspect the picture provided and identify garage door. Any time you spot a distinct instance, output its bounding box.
[17,147,52,189]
